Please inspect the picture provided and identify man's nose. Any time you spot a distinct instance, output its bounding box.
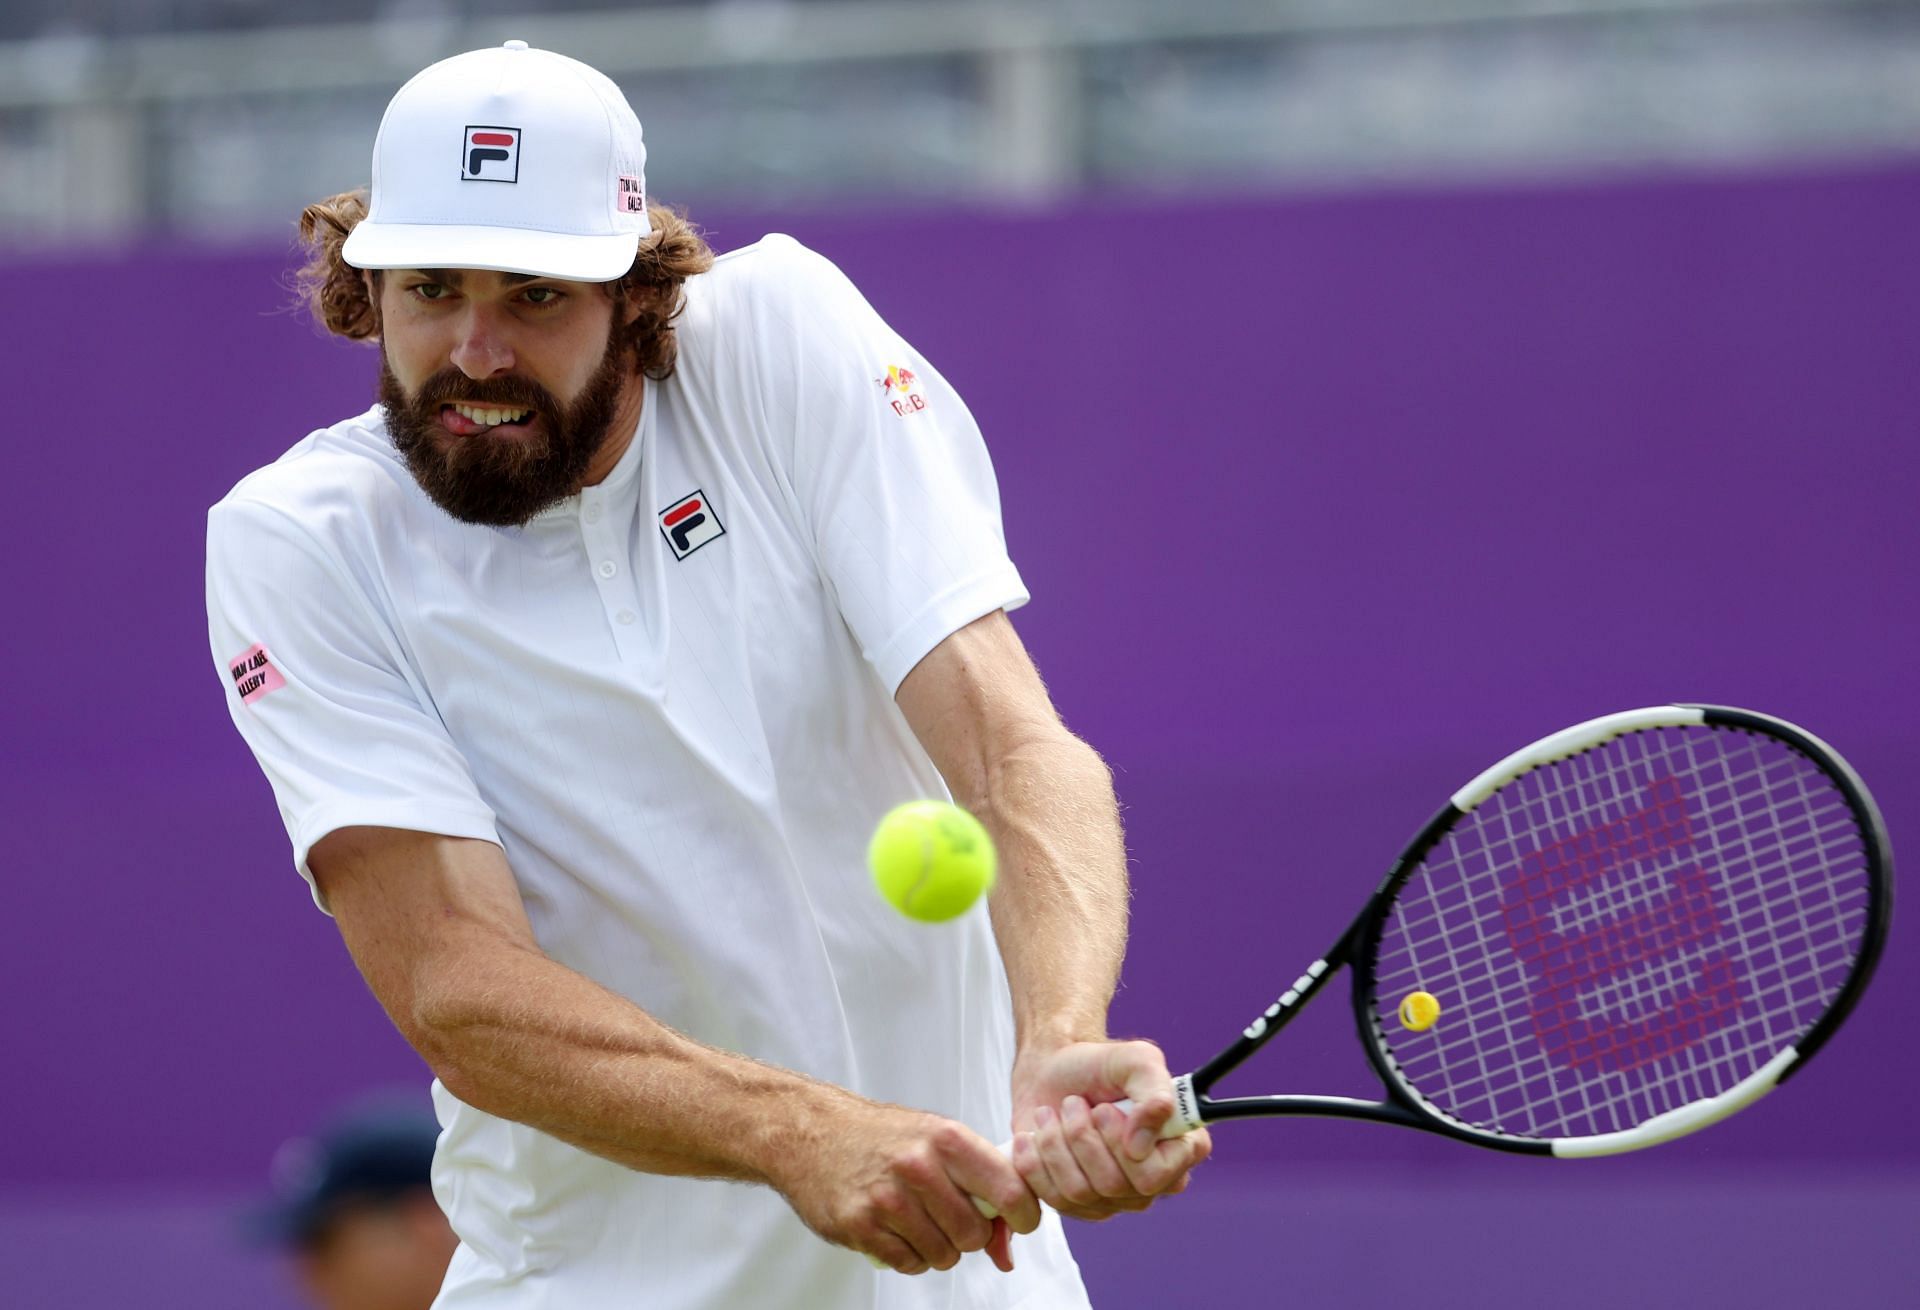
[449,306,516,379]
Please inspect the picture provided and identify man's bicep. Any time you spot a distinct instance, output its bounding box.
[207,500,498,902]
[311,826,538,1043]
[895,610,1067,807]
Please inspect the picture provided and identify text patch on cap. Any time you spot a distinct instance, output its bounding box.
[463,126,521,182]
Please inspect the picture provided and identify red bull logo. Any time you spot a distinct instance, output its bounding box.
[876,365,927,417]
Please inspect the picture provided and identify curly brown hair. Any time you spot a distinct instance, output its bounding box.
[295,190,715,380]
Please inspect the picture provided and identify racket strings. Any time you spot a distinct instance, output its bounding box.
[1369,726,1871,1143]
[1489,729,1850,1129]
[1451,729,1858,1129]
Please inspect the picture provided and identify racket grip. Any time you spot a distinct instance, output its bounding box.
[1115,1073,1205,1139]
[868,1196,1005,1267]
[972,1077,1202,1220]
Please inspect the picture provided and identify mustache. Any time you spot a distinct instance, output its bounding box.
[409,369,558,416]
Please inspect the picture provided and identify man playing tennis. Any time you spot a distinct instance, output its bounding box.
[207,40,1207,1308]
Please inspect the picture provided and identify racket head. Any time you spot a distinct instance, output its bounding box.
[1352,705,1890,1156]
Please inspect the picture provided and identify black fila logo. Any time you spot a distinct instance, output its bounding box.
[659,490,725,559]
[462,126,521,182]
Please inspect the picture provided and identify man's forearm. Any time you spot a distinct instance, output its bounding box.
[403,932,845,1186]
[312,817,1046,1272]
[965,728,1130,1054]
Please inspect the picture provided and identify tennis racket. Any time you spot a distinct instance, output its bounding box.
[1126,704,1891,1158]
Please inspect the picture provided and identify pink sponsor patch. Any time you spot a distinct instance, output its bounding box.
[228,643,287,706]
[617,174,645,214]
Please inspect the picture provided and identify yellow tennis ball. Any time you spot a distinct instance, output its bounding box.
[1398,991,1441,1032]
[868,800,996,923]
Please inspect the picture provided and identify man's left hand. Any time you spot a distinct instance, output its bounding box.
[1008,1040,1211,1222]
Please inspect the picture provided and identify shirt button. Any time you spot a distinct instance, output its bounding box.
[584,503,602,523]
[597,560,617,579]
[617,610,636,625]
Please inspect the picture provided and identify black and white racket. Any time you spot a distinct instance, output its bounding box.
[1133,705,1891,1158]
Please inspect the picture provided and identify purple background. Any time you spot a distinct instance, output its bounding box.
[3,161,1915,1305]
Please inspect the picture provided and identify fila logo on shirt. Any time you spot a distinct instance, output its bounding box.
[462,126,521,182]
[659,490,725,560]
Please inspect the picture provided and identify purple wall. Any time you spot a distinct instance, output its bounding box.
[4,162,1915,1304]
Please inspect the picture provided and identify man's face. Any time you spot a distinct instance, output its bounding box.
[376,267,634,526]
[294,1193,457,1310]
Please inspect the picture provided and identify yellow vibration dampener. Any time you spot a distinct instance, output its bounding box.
[1398,991,1442,1032]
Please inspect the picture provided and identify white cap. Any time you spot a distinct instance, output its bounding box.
[343,40,651,282]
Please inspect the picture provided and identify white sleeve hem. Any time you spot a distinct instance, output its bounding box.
[870,565,1031,695]
[292,801,501,914]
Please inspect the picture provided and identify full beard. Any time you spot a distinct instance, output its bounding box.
[379,338,631,527]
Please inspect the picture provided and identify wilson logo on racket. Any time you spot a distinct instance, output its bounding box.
[462,126,521,182]
[659,490,725,560]
[1501,776,1742,1074]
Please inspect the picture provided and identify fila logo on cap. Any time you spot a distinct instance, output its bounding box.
[659,490,725,560]
[462,126,521,182]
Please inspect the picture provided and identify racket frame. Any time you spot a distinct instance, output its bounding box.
[1165,704,1892,1157]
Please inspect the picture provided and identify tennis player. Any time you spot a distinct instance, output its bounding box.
[246,1099,456,1310]
[207,40,1207,1308]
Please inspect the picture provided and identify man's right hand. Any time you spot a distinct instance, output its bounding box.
[773,1101,1042,1275]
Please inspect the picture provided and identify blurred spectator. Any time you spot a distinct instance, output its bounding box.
[246,1098,457,1310]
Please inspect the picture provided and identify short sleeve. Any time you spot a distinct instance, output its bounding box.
[206,497,498,909]
[756,239,1029,692]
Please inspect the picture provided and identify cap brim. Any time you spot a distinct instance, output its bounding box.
[343,221,641,282]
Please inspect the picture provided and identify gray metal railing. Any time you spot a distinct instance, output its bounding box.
[3,0,1917,242]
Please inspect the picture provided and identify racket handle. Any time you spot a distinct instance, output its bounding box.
[1115,1073,1206,1138]
[972,1078,1202,1220]
[872,1083,1204,1261]
[868,1196,1004,1268]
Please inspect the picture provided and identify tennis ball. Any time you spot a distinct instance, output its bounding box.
[1398,991,1441,1032]
[868,800,996,922]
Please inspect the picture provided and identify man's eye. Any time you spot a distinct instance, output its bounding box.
[411,283,448,301]
[523,287,563,305]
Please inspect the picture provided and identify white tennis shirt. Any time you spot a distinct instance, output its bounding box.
[206,235,1092,1309]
